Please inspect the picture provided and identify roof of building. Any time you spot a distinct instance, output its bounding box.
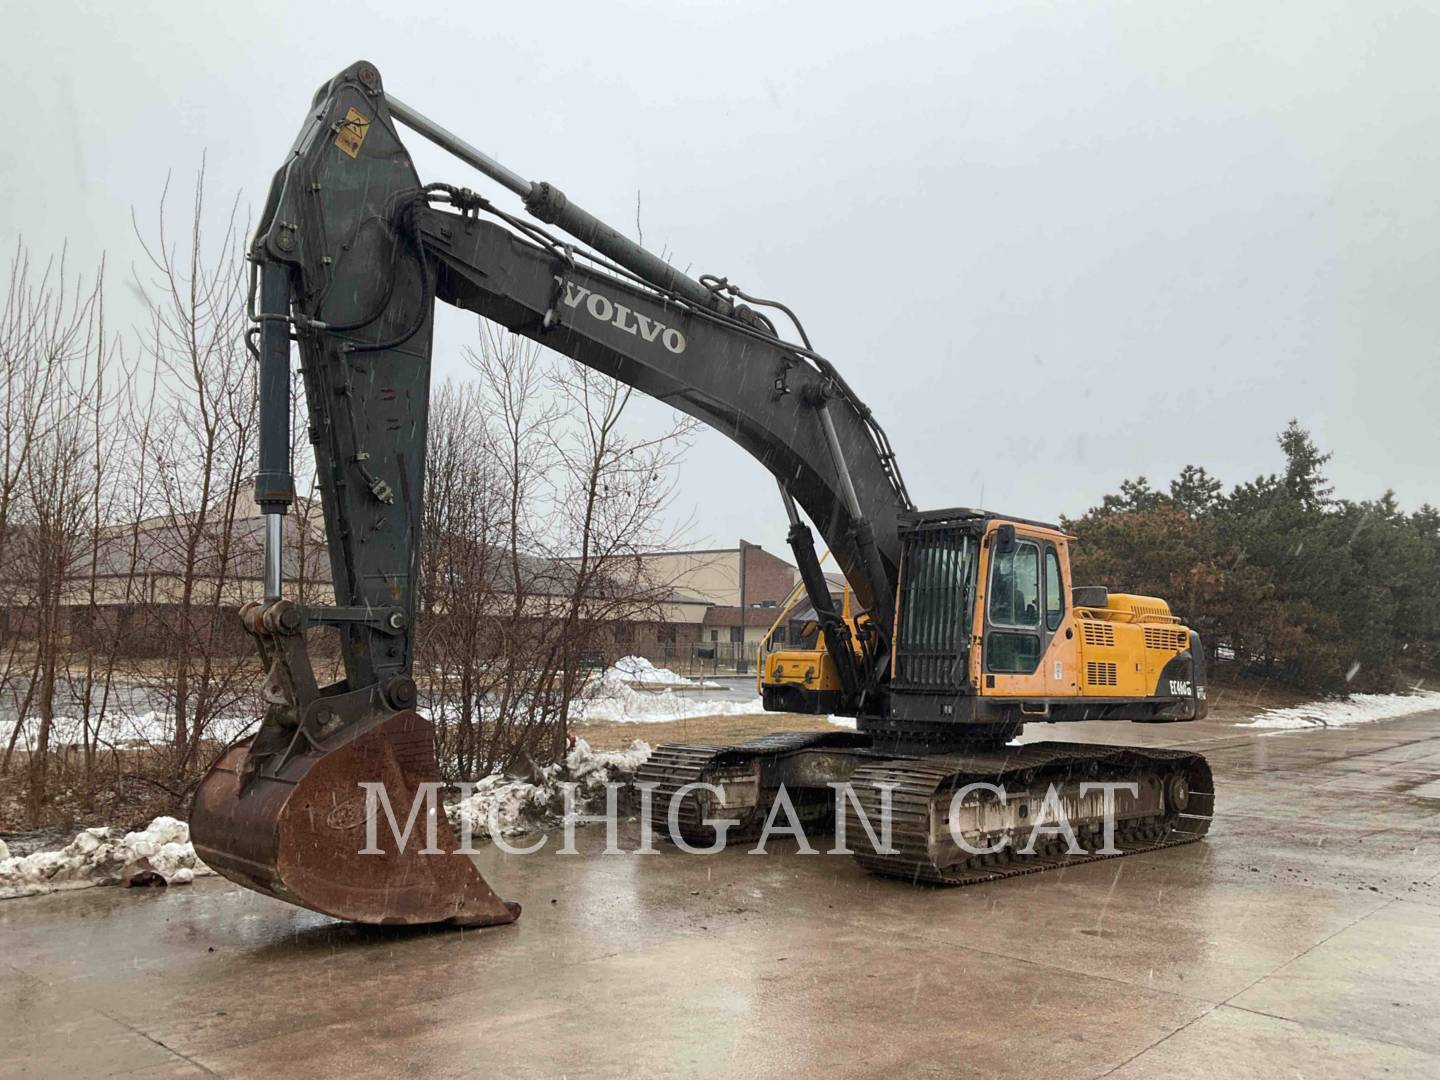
[608,539,780,559]
[702,605,792,628]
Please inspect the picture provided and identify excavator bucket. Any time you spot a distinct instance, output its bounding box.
[191,710,520,927]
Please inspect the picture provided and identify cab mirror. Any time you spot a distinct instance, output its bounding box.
[993,524,1017,554]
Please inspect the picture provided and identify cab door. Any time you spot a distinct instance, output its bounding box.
[981,534,1047,694]
[980,530,1077,699]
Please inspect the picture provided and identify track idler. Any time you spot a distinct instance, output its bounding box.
[190,708,520,927]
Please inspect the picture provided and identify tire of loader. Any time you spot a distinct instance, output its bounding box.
[190,710,521,927]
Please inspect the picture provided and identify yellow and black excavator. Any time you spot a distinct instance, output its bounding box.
[191,61,1213,925]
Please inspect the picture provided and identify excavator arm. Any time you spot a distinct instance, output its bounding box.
[191,60,913,924]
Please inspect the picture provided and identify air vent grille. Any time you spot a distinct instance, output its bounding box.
[1143,627,1189,651]
[1085,661,1118,687]
[1081,622,1116,647]
[1131,602,1171,620]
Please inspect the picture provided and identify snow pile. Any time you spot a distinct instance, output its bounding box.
[606,655,715,687]
[570,659,759,724]
[447,737,652,839]
[572,677,768,724]
[1241,690,1440,730]
[572,658,758,723]
[0,816,213,900]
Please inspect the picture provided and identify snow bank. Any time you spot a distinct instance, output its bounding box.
[605,655,718,687]
[12,710,255,752]
[572,677,767,724]
[1241,690,1440,730]
[0,816,213,900]
[447,737,652,839]
[570,659,759,724]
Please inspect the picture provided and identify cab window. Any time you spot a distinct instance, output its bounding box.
[987,633,1041,674]
[988,542,1040,627]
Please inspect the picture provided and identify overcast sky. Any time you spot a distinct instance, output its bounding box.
[4,1,1437,555]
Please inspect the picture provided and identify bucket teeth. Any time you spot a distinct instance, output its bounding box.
[190,710,520,927]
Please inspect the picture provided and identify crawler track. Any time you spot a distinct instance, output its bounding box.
[633,743,728,839]
[636,735,1214,886]
[634,731,869,844]
[846,742,1214,884]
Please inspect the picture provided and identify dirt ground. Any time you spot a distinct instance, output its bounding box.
[4,705,1439,1078]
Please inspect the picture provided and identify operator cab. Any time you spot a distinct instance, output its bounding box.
[883,507,1206,735]
[756,507,1207,740]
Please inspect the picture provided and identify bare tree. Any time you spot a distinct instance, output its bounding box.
[59,264,137,788]
[129,160,257,761]
[415,328,562,777]
[415,326,693,777]
[416,377,507,778]
[0,242,110,821]
[538,359,697,755]
[16,410,93,819]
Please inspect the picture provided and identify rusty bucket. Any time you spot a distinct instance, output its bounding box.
[190,710,520,927]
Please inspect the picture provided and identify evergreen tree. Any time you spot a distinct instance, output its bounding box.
[1100,476,1169,514]
[1064,421,1436,693]
[1278,419,1333,511]
[1170,465,1223,518]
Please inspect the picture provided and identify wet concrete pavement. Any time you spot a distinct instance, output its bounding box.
[3,712,1439,1078]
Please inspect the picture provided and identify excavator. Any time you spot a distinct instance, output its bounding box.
[190,61,1214,926]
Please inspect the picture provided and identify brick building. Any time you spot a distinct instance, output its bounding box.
[605,541,848,673]
[7,510,829,673]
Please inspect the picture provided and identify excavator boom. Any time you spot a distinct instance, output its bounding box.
[192,60,914,924]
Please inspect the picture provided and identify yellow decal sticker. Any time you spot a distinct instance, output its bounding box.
[334,107,370,159]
